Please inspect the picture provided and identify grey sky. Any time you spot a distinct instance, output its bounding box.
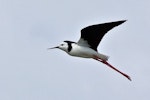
[0,0,150,100]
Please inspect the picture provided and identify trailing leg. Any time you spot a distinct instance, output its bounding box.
[93,57,131,81]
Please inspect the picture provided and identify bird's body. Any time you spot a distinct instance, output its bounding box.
[49,20,131,81]
[60,41,109,60]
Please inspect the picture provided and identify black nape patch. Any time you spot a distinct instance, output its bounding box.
[64,41,76,52]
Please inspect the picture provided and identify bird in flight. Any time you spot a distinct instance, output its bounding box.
[49,20,131,81]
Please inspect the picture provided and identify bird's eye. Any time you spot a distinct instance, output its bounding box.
[61,44,64,46]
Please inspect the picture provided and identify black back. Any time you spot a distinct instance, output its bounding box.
[80,20,126,51]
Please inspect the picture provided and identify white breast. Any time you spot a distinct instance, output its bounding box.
[67,44,93,57]
[66,44,108,60]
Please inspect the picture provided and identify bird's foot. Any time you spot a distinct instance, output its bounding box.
[93,56,131,81]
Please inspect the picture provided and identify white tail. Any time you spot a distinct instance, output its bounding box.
[97,53,109,61]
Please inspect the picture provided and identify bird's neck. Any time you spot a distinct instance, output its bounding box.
[64,41,77,52]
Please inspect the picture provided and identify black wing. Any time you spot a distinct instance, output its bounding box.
[78,20,126,51]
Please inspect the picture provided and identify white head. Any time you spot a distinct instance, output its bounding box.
[48,41,69,52]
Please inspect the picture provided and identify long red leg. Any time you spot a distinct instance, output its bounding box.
[94,58,131,81]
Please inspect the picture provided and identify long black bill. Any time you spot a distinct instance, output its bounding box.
[48,46,59,49]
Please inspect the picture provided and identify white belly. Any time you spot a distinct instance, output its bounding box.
[67,44,109,61]
[69,46,96,58]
